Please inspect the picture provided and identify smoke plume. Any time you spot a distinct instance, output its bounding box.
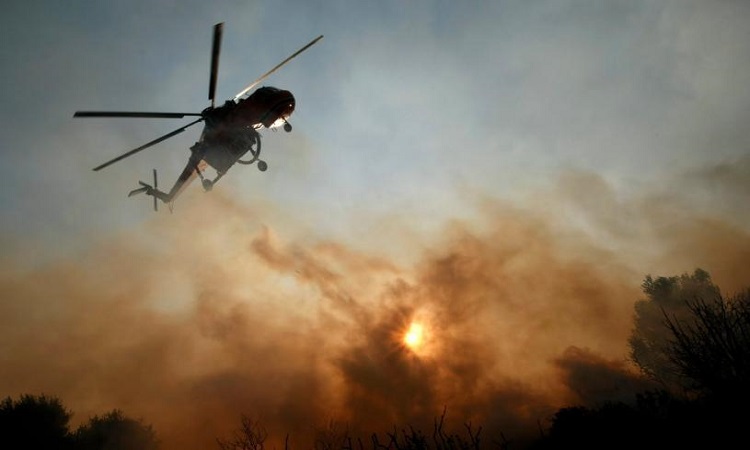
[1,166,748,449]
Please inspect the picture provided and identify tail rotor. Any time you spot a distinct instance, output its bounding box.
[127,169,161,212]
[153,169,158,212]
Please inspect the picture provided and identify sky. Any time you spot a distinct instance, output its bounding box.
[1,0,749,449]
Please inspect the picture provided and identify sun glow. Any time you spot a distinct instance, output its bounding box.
[403,322,425,350]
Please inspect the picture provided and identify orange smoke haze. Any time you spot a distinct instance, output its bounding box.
[1,169,748,449]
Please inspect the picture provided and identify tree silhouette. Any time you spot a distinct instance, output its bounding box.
[532,269,750,449]
[73,409,159,450]
[216,415,268,450]
[313,419,349,450]
[663,289,750,401]
[628,268,720,389]
[0,394,73,450]
[0,395,160,450]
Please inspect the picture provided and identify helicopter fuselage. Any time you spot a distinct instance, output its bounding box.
[197,86,295,174]
[204,86,295,130]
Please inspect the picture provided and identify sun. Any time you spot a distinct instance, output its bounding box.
[403,322,425,351]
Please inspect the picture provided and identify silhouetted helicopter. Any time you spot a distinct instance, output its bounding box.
[75,23,323,211]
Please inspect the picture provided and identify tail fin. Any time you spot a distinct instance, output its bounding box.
[128,182,151,197]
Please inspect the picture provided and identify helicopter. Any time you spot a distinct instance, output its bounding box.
[74,23,323,211]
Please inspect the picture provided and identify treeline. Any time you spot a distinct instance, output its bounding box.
[3,269,749,449]
[0,395,158,450]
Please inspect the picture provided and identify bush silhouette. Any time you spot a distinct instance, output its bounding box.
[0,394,159,450]
[74,409,160,450]
[0,394,73,450]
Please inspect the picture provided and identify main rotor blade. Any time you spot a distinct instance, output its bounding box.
[75,111,203,118]
[92,118,203,171]
[233,34,324,101]
[209,22,224,107]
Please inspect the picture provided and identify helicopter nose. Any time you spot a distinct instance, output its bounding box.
[275,90,295,120]
[281,90,295,113]
[260,89,296,128]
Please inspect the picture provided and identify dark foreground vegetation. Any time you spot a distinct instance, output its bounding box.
[3,269,748,449]
[0,395,158,450]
